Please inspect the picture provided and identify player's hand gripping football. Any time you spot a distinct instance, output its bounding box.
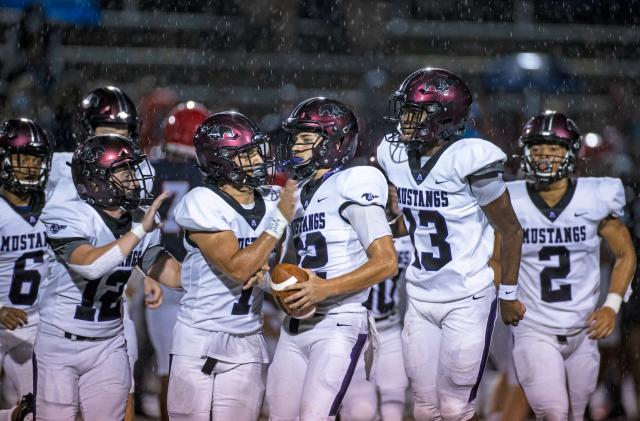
[500,299,526,326]
[284,269,331,311]
[141,191,171,233]
[0,307,28,330]
[586,307,616,339]
[277,180,297,222]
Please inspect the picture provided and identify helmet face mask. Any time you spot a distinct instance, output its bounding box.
[219,140,273,188]
[522,142,572,184]
[72,134,154,211]
[1,150,50,195]
[518,111,581,185]
[0,119,52,196]
[285,131,325,178]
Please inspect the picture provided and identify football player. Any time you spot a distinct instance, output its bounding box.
[0,119,51,408]
[266,97,398,420]
[147,101,208,421]
[507,111,636,420]
[169,112,296,420]
[44,86,158,421]
[37,134,181,420]
[376,68,525,421]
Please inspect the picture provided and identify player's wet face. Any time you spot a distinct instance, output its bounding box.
[399,107,428,141]
[292,132,322,164]
[10,153,43,183]
[111,165,140,197]
[233,146,264,176]
[94,126,130,137]
[529,143,567,174]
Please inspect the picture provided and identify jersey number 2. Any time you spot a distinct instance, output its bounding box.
[403,209,452,271]
[539,246,572,303]
[293,231,328,279]
[10,250,43,306]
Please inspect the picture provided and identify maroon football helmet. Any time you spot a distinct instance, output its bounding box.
[79,86,138,140]
[162,101,209,157]
[519,110,581,184]
[0,118,52,195]
[282,97,358,179]
[194,112,274,188]
[385,68,472,150]
[72,134,154,210]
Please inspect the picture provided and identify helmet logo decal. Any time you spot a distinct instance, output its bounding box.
[319,103,346,117]
[419,79,451,95]
[205,125,238,141]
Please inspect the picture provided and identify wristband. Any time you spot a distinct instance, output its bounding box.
[130,224,147,240]
[603,292,623,314]
[498,284,518,300]
[265,208,288,240]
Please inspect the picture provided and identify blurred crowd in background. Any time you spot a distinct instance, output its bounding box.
[0,0,639,419]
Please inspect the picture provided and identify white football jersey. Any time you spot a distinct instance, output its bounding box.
[365,236,412,330]
[40,200,160,337]
[508,177,625,335]
[173,185,281,335]
[289,165,389,314]
[376,137,506,303]
[0,197,49,323]
[44,152,155,207]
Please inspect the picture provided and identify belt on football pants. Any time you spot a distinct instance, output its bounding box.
[201,357,217,375]
[286,313,326,334]
[39,322,118,342]
[63,332,112,341]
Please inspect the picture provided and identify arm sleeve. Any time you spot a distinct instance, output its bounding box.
[137,244,174,274]
[173,188,232,232]
[469,169,507,207]
[342,204,391,250]
[47,237,91,262]
[339,166,391,249]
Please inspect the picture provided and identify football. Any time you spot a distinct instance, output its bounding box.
[271,263,317,319]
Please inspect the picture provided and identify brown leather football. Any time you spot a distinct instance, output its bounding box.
[271,263,317,319]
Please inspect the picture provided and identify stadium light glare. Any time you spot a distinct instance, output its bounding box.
[516,52,543,70]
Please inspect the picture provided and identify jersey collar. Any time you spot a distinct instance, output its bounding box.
[407,139,458,185]
[208,184,266,230]
[299,165,343,210]
[526,179,577,222]
[0,192,45,227]
[92,206,133,238]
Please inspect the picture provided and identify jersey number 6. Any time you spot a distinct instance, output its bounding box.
[10,250,44,306]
